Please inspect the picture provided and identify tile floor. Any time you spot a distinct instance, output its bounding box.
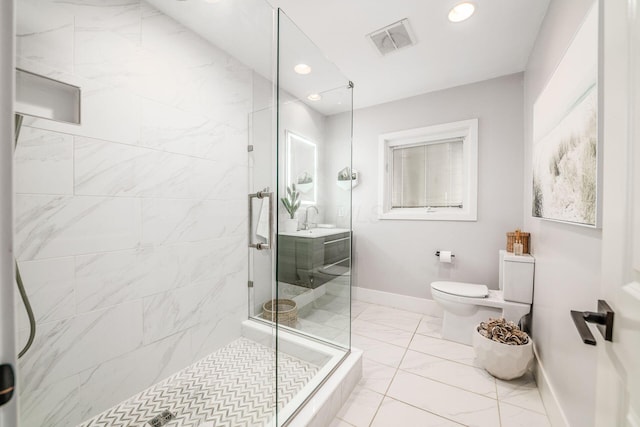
[332,301,550,427]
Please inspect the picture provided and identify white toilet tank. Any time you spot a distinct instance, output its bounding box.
[498,249,535,304]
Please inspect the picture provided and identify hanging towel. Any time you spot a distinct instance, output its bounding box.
[256,196,270,241]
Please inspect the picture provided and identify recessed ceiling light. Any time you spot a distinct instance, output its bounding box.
[448,2,475,23]
[307,93,321,101]
[294,64,312,75]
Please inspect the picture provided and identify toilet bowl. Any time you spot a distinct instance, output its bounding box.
[430,250,535,345]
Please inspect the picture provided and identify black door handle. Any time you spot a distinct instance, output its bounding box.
[570,300,614,345]
[0,364,15,407]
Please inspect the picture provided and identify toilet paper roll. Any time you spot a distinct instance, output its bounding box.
[439,251,452,263]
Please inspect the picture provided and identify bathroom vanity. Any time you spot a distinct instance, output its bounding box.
[278,228,351,288]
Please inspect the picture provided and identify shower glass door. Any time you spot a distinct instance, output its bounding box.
[273,9,354,424]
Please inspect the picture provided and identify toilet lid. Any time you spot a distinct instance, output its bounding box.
[431,281,489,298]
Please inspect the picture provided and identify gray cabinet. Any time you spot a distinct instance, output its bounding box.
[278,231,350,288]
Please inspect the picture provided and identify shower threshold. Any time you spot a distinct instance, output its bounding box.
[79,335,322,427]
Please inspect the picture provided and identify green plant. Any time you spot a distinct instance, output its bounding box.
[281,184,300,219]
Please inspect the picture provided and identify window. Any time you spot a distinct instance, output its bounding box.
[378,119,478,221]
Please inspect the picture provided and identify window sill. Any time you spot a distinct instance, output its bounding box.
[378,208,477,221]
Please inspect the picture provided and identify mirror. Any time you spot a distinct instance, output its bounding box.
[285,130,317,205]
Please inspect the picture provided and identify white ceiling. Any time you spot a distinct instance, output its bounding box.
[269,0,551,110]
[150,0,550,115]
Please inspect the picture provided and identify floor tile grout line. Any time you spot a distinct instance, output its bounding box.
[497,398,504,427]
[497,399,549,416]
[395,366,499,402]
[379,395,468,427]
[365,318,422,426]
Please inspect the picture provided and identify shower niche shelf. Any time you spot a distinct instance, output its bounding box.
[15,68,81,125]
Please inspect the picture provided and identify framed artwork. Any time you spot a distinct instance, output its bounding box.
[532,4,600,227]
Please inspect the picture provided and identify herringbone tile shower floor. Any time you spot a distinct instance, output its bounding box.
[80,337,319,427]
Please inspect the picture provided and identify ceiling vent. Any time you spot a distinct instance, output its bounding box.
[367,19,416,56]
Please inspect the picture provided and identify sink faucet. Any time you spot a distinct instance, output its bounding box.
[303,206,319,230]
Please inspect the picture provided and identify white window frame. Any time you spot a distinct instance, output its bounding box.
[378,119,478,221]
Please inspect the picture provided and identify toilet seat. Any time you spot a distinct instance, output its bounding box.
[431,281,489,298]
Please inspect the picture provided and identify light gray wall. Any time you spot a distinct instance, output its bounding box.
[523,1,600,426]
[337,73,524,299]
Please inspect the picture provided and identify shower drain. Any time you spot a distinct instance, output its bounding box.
[147,410,176,426]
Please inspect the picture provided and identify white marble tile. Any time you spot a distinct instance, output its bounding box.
[409,333,480,367]
[400,350,497,398]
[299,306,350,331]
[184,236,247,284]
[329,419,355,427]
[174,62,252,124]
[74,20,141,86]
[14,126,73,195]
[143,271,243,345]
[75,245,187,313]
[416,315,443,338]
[57,0,139,36]
[15,257,75,331]
[387,371,500,427]
[75,136,235,199]
[136,48,251,126]
[294,318,345,342]
[16,0,74,74]
[15,194,141,261]
[496,372,547,414]
[76,83,142,145]
[351,319,414,348]
[78,330,192,421]
[73,136,142,196]
[18,374,81,427]
[140,9,221,69]
[142,283,209,345]
[336,385,384,427]
[69,0,142,90]
[311,293,351,317]
[140,98,246,164]
[190,301,245,361]
[18,301,144,394]
[351,334,406,368]
[499,402,551,427]
[359,358,397,395]
[141,199,246,246]
[351,300,374,319]
[204,162,249,201]
[371,397,463,427]
[357,304,422,332]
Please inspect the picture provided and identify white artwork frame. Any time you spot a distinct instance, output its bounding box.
[532,4,602,227]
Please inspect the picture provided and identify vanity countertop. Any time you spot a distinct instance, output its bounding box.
[278,228,350,239]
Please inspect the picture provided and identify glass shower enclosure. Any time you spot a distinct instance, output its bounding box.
[9,0,352,426]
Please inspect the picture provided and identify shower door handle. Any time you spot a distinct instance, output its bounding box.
[248,189,273,250]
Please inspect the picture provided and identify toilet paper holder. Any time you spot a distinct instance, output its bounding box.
[435,251,455,258]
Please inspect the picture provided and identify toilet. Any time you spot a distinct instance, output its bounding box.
[430,250,535,345]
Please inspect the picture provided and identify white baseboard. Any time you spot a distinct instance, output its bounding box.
[533,344,570,427]
[352,286,443,317]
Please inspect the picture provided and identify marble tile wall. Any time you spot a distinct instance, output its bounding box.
[14,0,254,425]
